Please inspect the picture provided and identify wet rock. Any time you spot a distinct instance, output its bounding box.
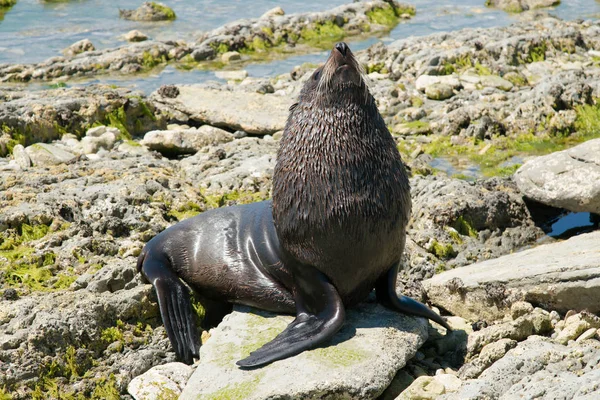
[119,2,176,21]
[444,337,600,399]
[124,30,149,42]
[25,143,76,166]
[486,0,560,13]
[141,125,234,156]
[180,302,428,399]
[127,362,193,400]
[63,39,95,57]
[423,231,600,321]
[406,175,543,280]
[150,85,293,134]
[514,138,600,214]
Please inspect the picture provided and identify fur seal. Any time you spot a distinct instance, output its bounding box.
[138,42,450,368]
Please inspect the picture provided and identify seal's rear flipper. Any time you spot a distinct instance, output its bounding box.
[140,254,200,364]
[237,266,345,368]
[376,263,452,331]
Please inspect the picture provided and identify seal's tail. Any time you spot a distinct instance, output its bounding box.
[139,251,200,364]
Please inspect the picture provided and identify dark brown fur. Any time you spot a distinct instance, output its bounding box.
[272,44,411,306]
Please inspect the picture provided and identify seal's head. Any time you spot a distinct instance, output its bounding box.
[299,42,369,106]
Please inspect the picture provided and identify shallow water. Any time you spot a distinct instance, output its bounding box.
[1,0,600,93]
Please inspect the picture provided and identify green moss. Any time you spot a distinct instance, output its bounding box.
[156,387,179,400]
[168,201,203,221]
[90,374,120,400]
[48,82,67,89]
[574,102,600,136]
[141,51,167,70]
[366,62,386,74]
[202,190,270,209]
[454,54,473,71]
[410,96,424,107]
[0,386,11,400]
[474,62,491,75]
[428,240,457,259]
[527,42,547,63]
[453,216,478,238]
[308,343,368,368]
[366,5,400,27]
[446,227,463,244]
[149,2,176,20]
[210,42,230,54]
[101,325,124,344]
[300,20,345,48]
[201,374,264,400]
[20,223,49,242]
[0,0,16,8]
[504,73,527,86]
[102,106,131,139]
[440,62,455,75]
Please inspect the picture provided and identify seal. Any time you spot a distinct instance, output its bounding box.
[138,42,450,368]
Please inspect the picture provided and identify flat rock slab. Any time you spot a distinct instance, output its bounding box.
[151,85,293,134]
[442,336,600,399]
[180,301,428,400]
[514,138,600,214]
[423,231,600,321]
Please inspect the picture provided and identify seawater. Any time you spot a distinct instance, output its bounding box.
[1,0,599,92]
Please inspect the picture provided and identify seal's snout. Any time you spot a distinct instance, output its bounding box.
[335,42,349,56]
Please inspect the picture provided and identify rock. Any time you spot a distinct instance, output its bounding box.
[423,230,600,321]
[86,126,107,137]
[141,125,234,156]
[180,302,429,400]
[221,51,241,63]
[485,0,560,13]
[150,85,293,134]
[514,138,600,214]
[458,338,517,379]
[396,376,445,399]
[261,6,285,18]
[25,143,76,166]
[510,301,534,320]
[406,175,543,280]
[577,328,598,343]
[425,83,454,100]
[214,70,248,81]
[479,75,514,91]
[124,30,148,42]
[433,373,463,393]
[81,129,118,154]
[12,144,31,169]
[444,337,600,399]
[127,362,193,400]
[119,2,176,21]
[415,75,462,92]
[63,39,95,57]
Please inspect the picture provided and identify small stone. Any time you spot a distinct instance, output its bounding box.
[3,288,19,301]
[86,125,107,137]
[556,320,591,344]
[425,83,454,100]
[410,145,423,159]
[221,51,241,63]
[576,328,598,343]
[479,338,518,364]
[261,6,285,18]
[119,2,177,21]
[124,30,148,42]
[127,362,193,400]
[63,39,95,57]
[479,75,514,91]
[12,144,31,169]
[25,143,76,166]
[233,130,247,139]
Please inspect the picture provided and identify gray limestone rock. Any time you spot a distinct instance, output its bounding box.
[25,143,76,166]
[423,231,600,321]
[128,362,193,400]
[63,39,95,57]
[119,2,176,21]
[180,302,429,400]
[486,0,560,13]
[12,144,31,169]
[514,138,600,214]
[150,85,293,134]
[141,125,234,156]
[442,336,600,399]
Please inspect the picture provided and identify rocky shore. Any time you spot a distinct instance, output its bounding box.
[1,2,600,399]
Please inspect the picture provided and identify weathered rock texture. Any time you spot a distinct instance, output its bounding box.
[180,302,428,400]
[443,336,600,399]
[423,230,600,321]
[485,0,560,13]
[514,138,600,214]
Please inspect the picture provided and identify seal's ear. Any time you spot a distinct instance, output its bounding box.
[289,103,298,112]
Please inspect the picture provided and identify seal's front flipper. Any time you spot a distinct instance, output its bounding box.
[237,266,345,368]
[140,254,200,364]
[376,263,452,331]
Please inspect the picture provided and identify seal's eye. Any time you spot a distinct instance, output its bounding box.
[313,70,321,81]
